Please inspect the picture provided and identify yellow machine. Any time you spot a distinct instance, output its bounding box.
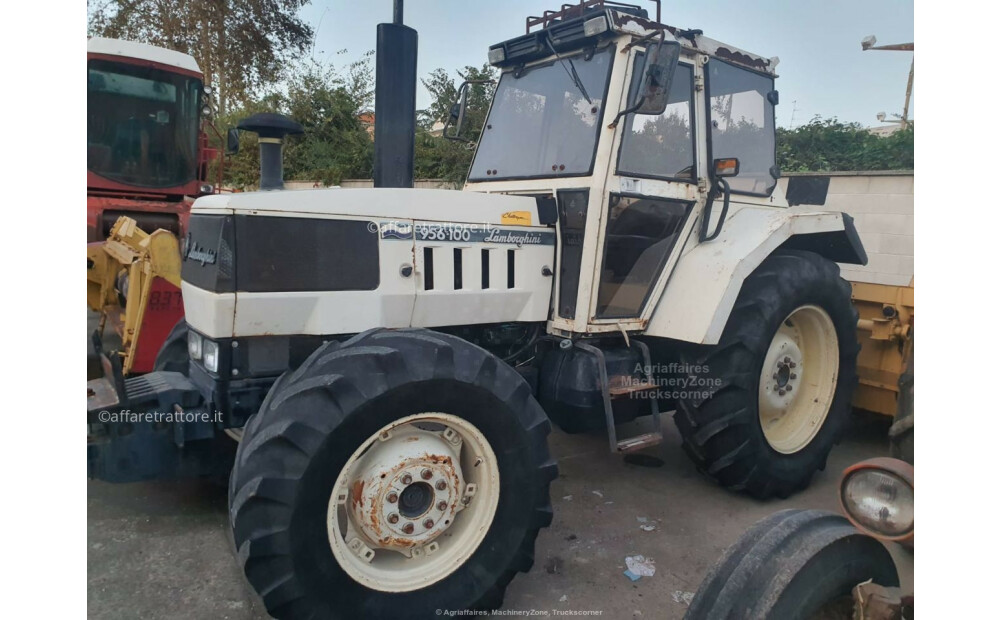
[851,280,914,416]
[87,217,184,376]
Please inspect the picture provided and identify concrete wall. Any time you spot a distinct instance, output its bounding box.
[779,172,914,287]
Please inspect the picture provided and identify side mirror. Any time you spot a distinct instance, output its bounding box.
[226,128,240,155]
[443,82,471,141]
[635,40,680,116]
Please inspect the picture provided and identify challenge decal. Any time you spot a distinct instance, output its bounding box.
[501,210,532,226]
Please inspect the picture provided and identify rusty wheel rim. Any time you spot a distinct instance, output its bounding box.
[326,412,500,592]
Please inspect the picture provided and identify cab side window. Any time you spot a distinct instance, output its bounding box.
[617,61,696,181]
[596,195,691,318]
[707,61,777,195]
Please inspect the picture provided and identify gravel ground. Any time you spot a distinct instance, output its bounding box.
[87,407,900,619]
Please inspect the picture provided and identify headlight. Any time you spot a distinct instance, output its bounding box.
[487,46,505,65]
[839,457,914,543]
[202,340,220,373]
[583,15,609,37]
[187,332,203,360]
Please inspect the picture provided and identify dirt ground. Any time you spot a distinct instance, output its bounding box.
[87,404,903,620]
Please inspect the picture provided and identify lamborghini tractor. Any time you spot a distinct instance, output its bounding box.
[87,1,868,617]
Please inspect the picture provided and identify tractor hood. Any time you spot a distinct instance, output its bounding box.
[191,187,544,228]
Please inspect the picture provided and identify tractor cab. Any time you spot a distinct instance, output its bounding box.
[460,1,783,337]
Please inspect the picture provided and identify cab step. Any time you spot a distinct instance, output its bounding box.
[575,340,662,455]
[616,432,663,453]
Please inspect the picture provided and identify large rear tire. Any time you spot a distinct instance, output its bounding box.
[229,329,556,619]
[685,509,899,620]
[675,251,859,498]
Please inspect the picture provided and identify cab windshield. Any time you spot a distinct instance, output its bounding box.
[87,59,202,189]
[469,46,614,181]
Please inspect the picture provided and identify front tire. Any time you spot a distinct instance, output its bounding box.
[153,319,189,374]
[685,509,899,620]
[229,329,556,619]
[675,251,859,498]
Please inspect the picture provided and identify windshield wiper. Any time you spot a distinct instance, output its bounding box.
[544,36,592,104]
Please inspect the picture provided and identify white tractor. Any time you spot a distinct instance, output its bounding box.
[87,1,866,617]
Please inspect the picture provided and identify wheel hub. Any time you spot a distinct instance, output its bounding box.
[347,428,469,553]
[762,339,803,410]
[757,305,840,454]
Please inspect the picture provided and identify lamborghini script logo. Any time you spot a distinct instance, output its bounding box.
[182,233,217,265]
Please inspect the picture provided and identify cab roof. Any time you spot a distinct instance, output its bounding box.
[490,5,778,76]
[87,37,202,75]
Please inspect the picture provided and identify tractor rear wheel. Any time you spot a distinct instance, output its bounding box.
[229,329,556,619]
[674,251,859,498]
[153,319,189,374]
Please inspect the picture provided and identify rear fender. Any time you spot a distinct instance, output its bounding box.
[644,207,866,345]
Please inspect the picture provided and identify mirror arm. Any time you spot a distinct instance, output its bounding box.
[700,178,731,242]
[608,96,645,130]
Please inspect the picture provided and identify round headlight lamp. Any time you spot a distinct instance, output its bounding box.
[839,457,914,545]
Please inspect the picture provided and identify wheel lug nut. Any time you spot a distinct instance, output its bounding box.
[784,356,791,363]
[438,501,448,511]
[402,522,414,534]
[402,474,412,485]
[785,385,792,392]
[387,492,398,503]
[435,480,447,491]
[789,362,796,368]
[423,519,434,529]
[388,513,399,524]
[421,468,433,480]
[778,389,786,396]
[790,373,797,380]
[772,373,778,380]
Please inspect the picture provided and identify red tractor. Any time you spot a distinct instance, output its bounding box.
[87,37,226,374]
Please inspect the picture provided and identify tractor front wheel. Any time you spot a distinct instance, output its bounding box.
[153,319,189,374]
[229,329,556,619]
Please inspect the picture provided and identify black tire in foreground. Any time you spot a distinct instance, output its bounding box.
[153,319,189,374]
[685,509,899,620]
[229,328,556,619]
[675,250,859,499]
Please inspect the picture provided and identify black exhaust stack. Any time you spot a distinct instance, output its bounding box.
[237,113,304,190]
[373,0,418,188]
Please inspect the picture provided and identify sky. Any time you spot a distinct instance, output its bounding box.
[300,0,914,128]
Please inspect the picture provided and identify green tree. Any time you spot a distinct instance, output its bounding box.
[87,0,313,116]
[777,117,913,172]
[215,54,375,189]
[415,64,498,186]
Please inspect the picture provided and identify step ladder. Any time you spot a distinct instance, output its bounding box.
[574,340,662,454]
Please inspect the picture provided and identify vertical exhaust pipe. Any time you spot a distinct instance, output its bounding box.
[237,113,304,190]
[374,0,418,188]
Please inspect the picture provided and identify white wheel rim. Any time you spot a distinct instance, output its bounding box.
[758,305,839,454]
[326,412,500,592]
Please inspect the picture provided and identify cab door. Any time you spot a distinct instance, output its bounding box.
[587,50,706,328]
